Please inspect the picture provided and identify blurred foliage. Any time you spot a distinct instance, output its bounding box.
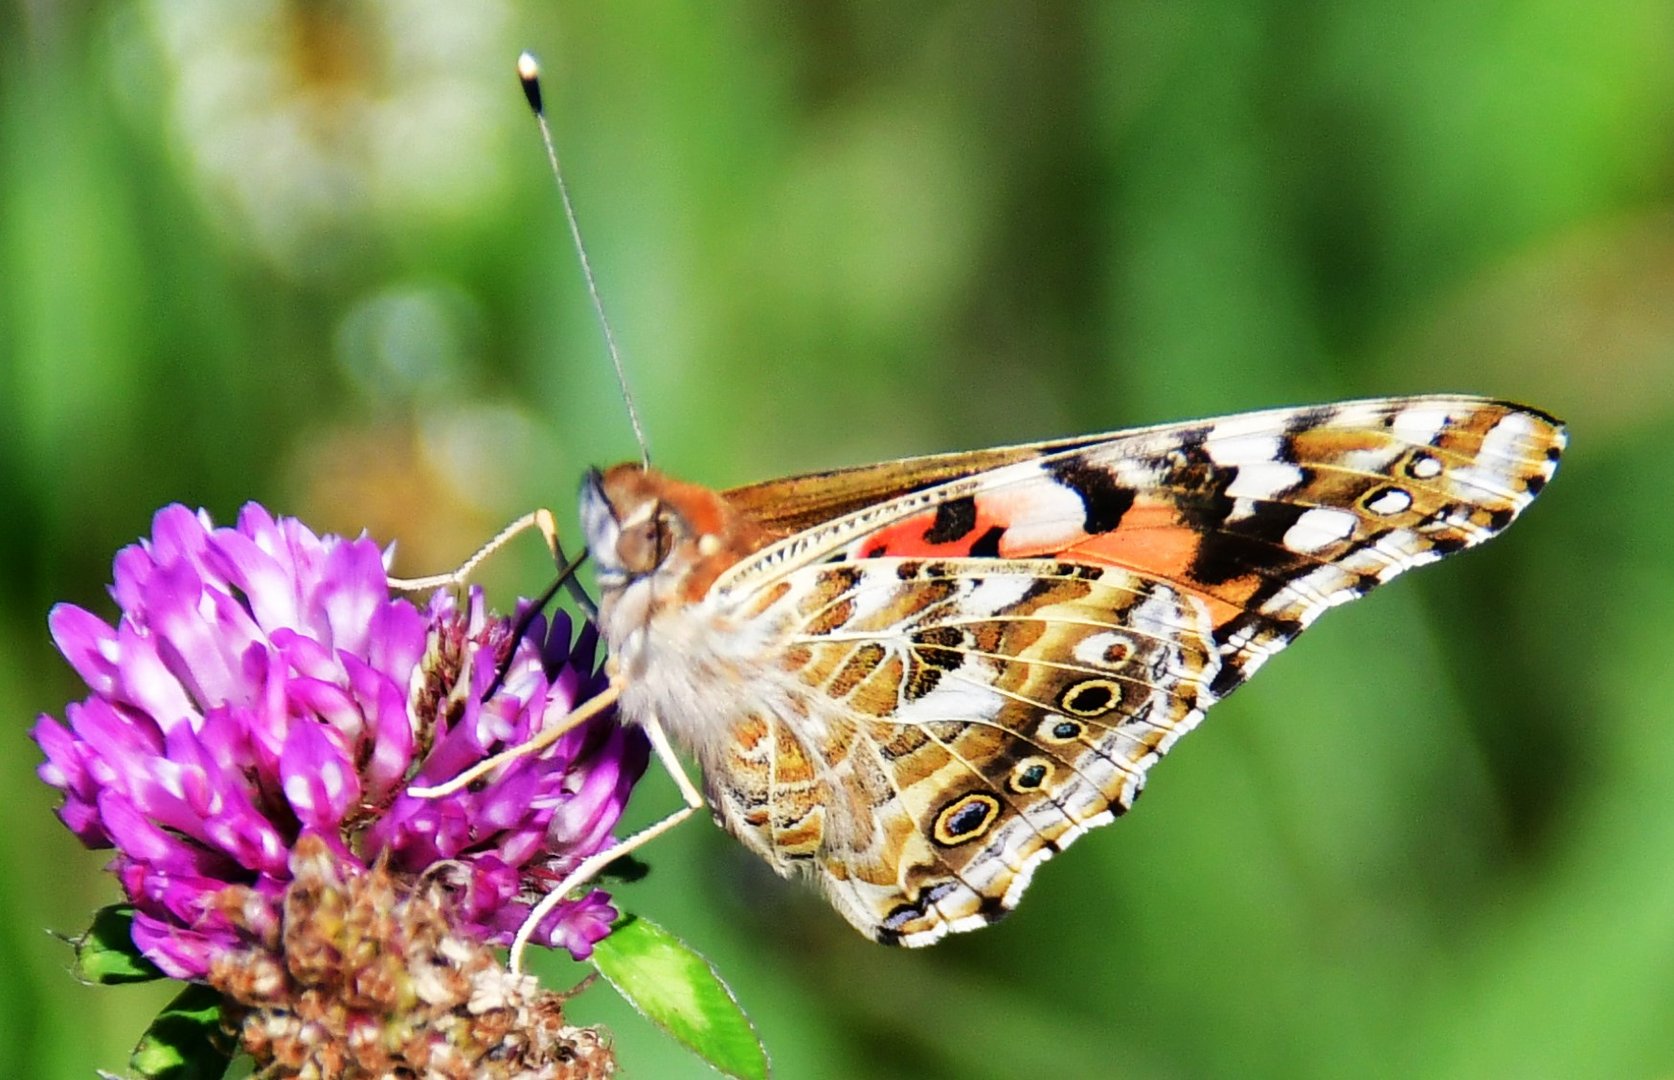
[4,2,1673,1078]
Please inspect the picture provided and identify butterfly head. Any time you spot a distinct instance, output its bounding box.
[580,464,772,628]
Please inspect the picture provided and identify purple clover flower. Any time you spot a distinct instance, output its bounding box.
[33,503,646,980]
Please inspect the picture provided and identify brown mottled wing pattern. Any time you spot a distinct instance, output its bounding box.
[698,397,1564,944]
[703,560,1217,945]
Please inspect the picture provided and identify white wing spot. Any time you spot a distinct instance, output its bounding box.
[893,678,1006,730]
[1073,631,1134,667]
[994,471,1093,551]
[963,574,1034,615]
[1283,507,1358,554]
[1408,453,1443,480]
[1392,406,1451,447]
[1206,431,1283,466]
[1364,487,1413,515]
[1226,461,1305,501]
[1479,412,1537,465]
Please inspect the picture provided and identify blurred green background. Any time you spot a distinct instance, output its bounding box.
[4,3,1673,1077]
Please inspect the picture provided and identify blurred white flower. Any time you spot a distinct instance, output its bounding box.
[141,0,517,276]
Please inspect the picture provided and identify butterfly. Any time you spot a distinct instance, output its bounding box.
[553,394,1564,949]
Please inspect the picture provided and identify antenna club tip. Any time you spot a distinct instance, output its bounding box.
[517,50,544,114]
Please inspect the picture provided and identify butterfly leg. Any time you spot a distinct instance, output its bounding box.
[387,508,562,592]
[406,679,622,798]
[509,713,705,974]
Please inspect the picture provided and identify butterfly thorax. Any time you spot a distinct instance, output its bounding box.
[579,464,785,756]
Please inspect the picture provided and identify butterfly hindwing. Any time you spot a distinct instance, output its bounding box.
[700,558,1218,944]
[689,396,1563,943]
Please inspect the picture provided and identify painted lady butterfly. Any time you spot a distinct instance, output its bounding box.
[551,396,1563,950]
[419,58,1565,966]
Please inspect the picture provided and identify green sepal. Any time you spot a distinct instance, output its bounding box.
[73,905,165,985]
[590,915,769,1080]
[129,983,233,1080]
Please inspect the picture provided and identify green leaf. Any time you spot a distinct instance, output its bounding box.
[590,915,768,1080]
[73,905,165,984]
[129,983,233,1080]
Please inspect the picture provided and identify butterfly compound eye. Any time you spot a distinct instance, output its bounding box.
[615,510,677,576]
[651,510,675,565]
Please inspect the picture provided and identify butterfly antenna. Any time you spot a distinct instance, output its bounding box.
[518,50,651,469]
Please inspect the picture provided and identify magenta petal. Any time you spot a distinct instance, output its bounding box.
[280,720,359,831]
[232,503,283,550]
[56,798,107,844]
[493,827,545,869]
[268,627,338,684]
[449,855,521,929]
[420,798,475,860]
[342,654,413,798]
[145,504,214,570]
[119,859,238,926]
[129,910,224,979]
[284,675,363,738]
[542,889,619,961]
[110,544,157,614]
[365,601,426,688]
[546,746,627,852]
[140,563,241,708]
[202,528,300,634]
[33,716,109,845]
[67,697,163,783]
[98,789,192,867]
[158,720,289,875]
[113,620,195,731]
[232,646,292,774]
[473,766,545,833]
[315,540,386,656]
[47,604,121,697]
[33,714,92,796]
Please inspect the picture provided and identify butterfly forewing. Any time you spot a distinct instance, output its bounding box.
[718,396,1562,696]
[593,395,1564,946]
